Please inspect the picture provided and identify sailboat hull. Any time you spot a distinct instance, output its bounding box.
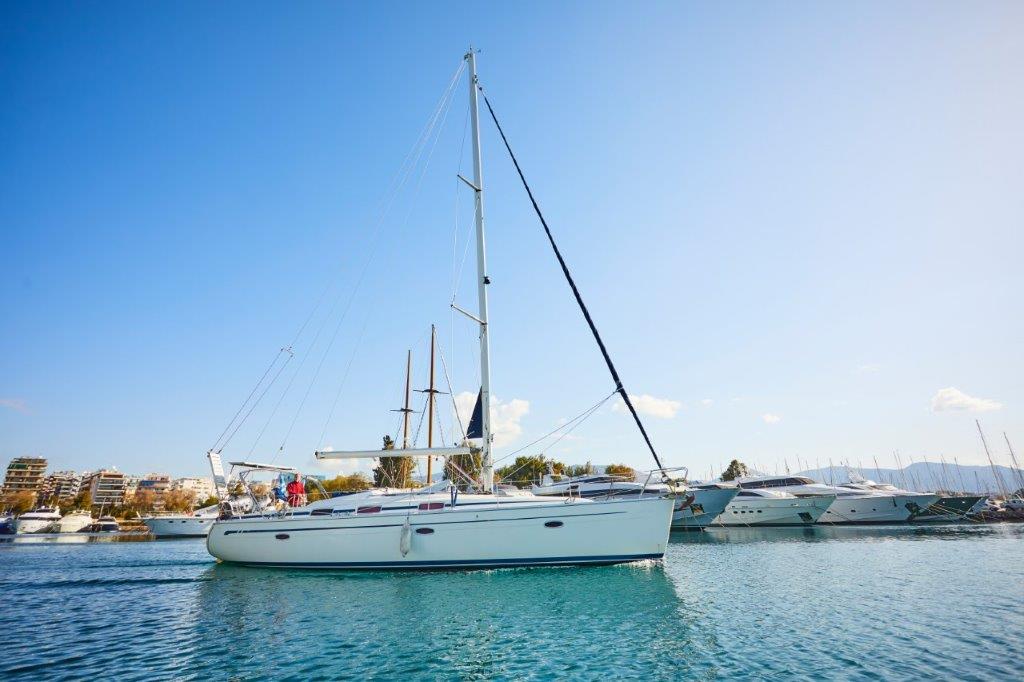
[207,497,673,569]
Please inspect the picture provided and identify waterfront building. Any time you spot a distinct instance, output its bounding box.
[171,477,215,501]
[82,469,127,508]
[123,475,140,499]
[3,457,48,499]
[41,471,82,503]
[137,474,172,509]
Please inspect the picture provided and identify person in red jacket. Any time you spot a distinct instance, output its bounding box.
[286,474,306,507]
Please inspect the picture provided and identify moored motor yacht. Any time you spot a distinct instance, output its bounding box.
[698,485,835,526]
[142,452,251,538]
[56,510,94,533]
[912,495,986,522]
[143,509,218,538]
[734,475,940,524]
[14,506,62,534]
[531,472,738,530]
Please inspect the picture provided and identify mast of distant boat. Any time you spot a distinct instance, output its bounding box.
[465,47,494,492]
[426,326,437,483]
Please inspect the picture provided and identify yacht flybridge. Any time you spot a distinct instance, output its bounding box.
[206,50,675,569]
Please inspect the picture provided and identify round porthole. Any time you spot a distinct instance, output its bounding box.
[275,534,290,540]
[415,527,434,535]
[544,521,563,528]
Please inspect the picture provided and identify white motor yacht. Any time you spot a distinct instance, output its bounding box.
[532,472,738,529]
[735,475,940,524]
[14,506,62,534]
[56,510,94,533]
[698,485,835,526]
[143,508,218,538]
[143,452,249,538]
[205,51,677,570]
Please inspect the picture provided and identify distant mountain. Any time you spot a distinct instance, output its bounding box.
[794,462,1024,495]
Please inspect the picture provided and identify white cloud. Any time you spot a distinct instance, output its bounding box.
[309,452,375,476]
[613,394,682,419]
[857,363,881,374]
[761,413,781,424]
[0,398,28,414]
[930,387,1002,413]
[453,391,530,447]
[700,398,714,407]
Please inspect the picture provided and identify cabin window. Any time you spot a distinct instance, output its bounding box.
[357,506,382,514]
[415,528,435,535]
[275,534,290,540]
[544,521,563,528]
[418,502,445,511]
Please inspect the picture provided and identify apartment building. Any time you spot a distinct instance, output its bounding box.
[2,457,48,498]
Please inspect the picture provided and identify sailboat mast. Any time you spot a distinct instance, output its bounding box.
[427,325,437,483]
[466,48,494,492]
[402,350,412,450]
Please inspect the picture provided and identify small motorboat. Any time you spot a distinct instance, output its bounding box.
[84,515,120,533]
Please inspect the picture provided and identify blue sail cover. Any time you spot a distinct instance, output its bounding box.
[466,388,483,439]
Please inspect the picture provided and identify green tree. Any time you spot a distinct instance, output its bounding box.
[198,495,220,508]
[605,463,635,479]
[307,473,372,502]
[720,459,749,482]
[564,462,594,478]
[2,490,37,514]
[129,489,156,514]
[445,445,484,489]
[163,489,196,513]
[72,489,92,510]
[374,435,414,488]
[496,454,564,487]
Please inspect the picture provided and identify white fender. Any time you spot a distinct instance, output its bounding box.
[399,517,411,557]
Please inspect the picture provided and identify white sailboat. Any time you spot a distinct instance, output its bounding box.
[206,50,674,569]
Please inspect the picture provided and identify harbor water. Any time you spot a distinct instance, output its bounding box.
[2,524,1022,680]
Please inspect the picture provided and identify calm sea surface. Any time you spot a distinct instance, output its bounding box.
[2,524,1022,680]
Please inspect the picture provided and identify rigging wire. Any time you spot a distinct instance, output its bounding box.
[492,391,615,485]
[478,86,668,475]
[218,351,294,453]
[273,60,466,459]
[208,348,284,453]
[313,66,462,456]
[314,306,374,451]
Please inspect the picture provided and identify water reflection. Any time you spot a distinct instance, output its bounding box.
[190,561,702,679]
[671,522,1021,546]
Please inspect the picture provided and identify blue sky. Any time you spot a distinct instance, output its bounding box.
[2,1,1021,480]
